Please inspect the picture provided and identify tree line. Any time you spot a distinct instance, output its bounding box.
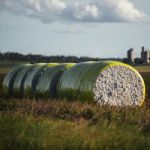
[0,51,123,63]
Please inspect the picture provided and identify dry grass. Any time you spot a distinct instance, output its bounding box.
[0,98,150,150]
[0,98,150,125]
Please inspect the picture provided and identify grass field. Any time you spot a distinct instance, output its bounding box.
[134,65,150,73]
[0,99,150,150]
[0,63,150,150]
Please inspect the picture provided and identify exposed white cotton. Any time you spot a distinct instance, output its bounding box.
[93,66,144,106]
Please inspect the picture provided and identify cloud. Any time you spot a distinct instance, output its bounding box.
[53,28,83,34]
[0,0,147,23]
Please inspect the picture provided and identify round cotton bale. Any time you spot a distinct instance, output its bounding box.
[13,64,35,97]
[35,63,75,98]
[2,64,29,96]
[23,63,47,98]
[23,63,59,98]
[57,61,145,107]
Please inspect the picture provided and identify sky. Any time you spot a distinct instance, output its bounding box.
[0,0,150,58]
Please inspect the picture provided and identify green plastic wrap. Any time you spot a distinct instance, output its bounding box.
[2,61,145,106]
[13,64,35,97]
[23,63,60,98]
[2,64,29,96]
[23,64,47,98]
[57,62,96,101]
[57,61,145,106]
[35,63,75,98]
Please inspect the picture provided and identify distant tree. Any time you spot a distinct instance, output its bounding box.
[0,50,124,63]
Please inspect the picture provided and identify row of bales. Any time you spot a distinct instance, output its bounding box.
[2,63,72,99]
[2,61,146,107]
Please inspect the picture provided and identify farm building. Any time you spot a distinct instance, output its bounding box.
[141,46,150,64]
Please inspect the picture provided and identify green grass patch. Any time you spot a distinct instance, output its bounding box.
[0,114,150,150]
[140,73,150,96]
[134,65,150,73]
[0,74,6,96]
[0,67,13,74]
[0,99,150,150]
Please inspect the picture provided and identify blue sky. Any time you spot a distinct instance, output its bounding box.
[0,0,150,58]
